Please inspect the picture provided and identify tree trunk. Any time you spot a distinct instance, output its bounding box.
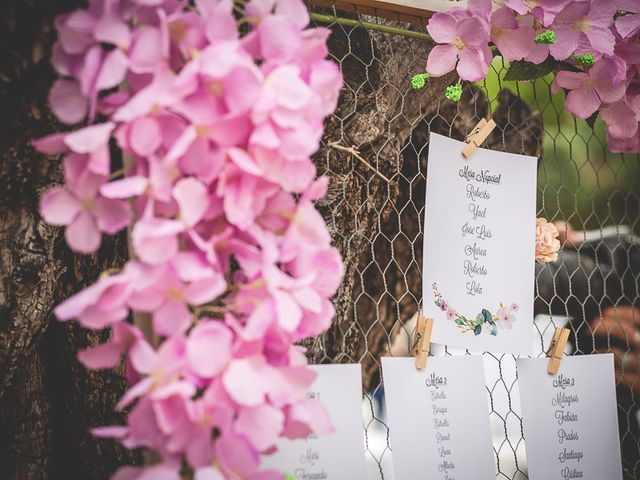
[0,2,139,478]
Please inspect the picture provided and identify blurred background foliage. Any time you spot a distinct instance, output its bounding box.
[479,57,640,234]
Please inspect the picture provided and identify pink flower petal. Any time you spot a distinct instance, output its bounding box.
[64,122,115,153]
[457,47,489,82]
[32,132,68,154]
[65,211,101,253]
[554,71,588,90]
[616,14,640,39]
[173,177,210,227]
[222,357,269,406]
[49,80,88,125]
[128,340,158,375]
[129,117,162,156]
[58,10,96,55]
[565,85,600,119]
[100,176,149,198]
[95,49,129,91]
[129,27,164,74]
[587,25,615,56]
[284,399,334,438]
[216,433,260,477]
[132,218,184,265]
[427,13,457,44]
[77,342,123,369]
[95,0,131,48]
[153,300,193,336]
[259,16,301,63]
[549,25,580,60]
[273,290,303,332]
[183,276,226,305]
[426,44,458,77]
[187,322,233,378]
[227,148,263,176]
[93,197,131,234]
[194,468,225,480]
[457,17,489,47]
[235,405,284,451]
[40,188,81,225]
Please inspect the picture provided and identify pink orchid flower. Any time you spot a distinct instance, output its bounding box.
[128,260,227,336]
[552,59,627,119]
[39,155,130,254]
[490,8,537,62]
[550,0,617,60]
[426,13,492,82]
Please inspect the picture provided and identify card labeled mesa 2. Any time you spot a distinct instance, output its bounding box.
[382,356,495,480]
[423,133,537,354]
[261,364,367,479]
[517,354,623,480]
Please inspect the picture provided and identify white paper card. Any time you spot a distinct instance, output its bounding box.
[517,354,623,480]
[382,356,495,479]
[261,364,367,479]
[423,133,537,354]
[374,0,468,13]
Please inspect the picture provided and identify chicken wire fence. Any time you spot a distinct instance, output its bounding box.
[302,4,640,479]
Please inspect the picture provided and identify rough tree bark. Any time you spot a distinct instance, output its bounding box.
[0,1,139,478]
[0,2,539,477]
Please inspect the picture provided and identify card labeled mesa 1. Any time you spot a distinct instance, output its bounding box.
[382,356,495,480]
[517,354,623,480]
[261,364,367,479]
[423,133,537,354]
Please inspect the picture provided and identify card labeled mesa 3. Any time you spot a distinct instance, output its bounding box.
[517,354,623,480]
[423,133,537,354]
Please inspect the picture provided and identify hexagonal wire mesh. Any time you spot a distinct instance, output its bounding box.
[301,4,640,480]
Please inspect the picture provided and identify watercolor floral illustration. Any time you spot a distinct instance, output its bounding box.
[433,282,518,336]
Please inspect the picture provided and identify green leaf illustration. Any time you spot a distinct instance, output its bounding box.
[473,324,482,336]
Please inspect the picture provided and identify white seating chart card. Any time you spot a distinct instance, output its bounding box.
[382,356,495,479]
[261,364,367,479]
[517,354,623,480]
[423,133,537,354]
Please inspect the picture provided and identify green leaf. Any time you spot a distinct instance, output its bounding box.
[481,309,493,323]
[284,474,296,480]
[474,324,482,336]
[476,313,484,323]
[503,57,557,81]
[455,318,465,326]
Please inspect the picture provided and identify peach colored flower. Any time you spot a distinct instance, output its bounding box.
[535,217,560,262]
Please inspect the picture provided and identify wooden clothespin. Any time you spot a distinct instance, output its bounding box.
[546,327,570,374]
[412,314,434,370]
[462,118,497,159]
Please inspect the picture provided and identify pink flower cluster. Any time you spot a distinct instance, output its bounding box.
[36,0,343,478]
[426,0,640,152]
